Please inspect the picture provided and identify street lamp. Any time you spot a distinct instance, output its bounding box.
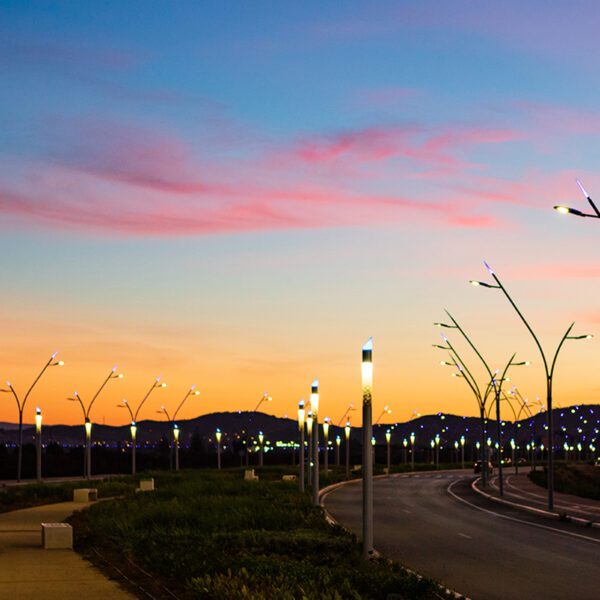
[410,432,415,471]
[68,364,123,479]
[471,261,592,510]
[310,379,320,507]
[402,437,407,464]
[375,405,391,425]
[361,336,373,559]
[460,435,465,469]
[323,417,330,477]
[307,409,313,488]
[335,434,341,466]
[35,407,42,481]
[1,351,64,481]
[216,428,222,469]
[345,421,351,480]
[298,400,305,492]
[387,430,392,474]
[118,375,166,475]
[259,431,265,466]
[435,433,440,469]
[554,179,600,219]
[245,391,272,466]
[158,385,199,471]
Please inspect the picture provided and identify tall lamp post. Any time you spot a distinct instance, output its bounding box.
[323,416,330,477]
[259,431,264,466]
[460,435,465,469]
[298,400,305,492]
[310,379,320,507]
[410,432,415,470]
[435,433,440,469]
[335,434,341,466]
[471,262,592,509]
[158,385,199,471]
[245,391,272,466]
[216,428,222,469]
[345,421,351,480]
[35,407,42,481]
[554,179,600,219]
[68,365,123,479]
[119,376,166,475]
[361,337,373,558]
[1,351,64,481]
[306,410,313,489]
[386,430,392,474]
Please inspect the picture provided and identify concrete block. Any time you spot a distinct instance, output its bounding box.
[282,475,297,481]
[41,523,73,549]
[139,478,154,491]
[73,488,97,502]
[244,469,259,481]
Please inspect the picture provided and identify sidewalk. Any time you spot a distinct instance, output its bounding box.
[476,470,600,524]
[0,500,136,600]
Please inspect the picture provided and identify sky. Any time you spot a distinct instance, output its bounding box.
[2,1,600,427]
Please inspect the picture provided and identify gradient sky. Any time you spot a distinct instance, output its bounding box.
[2,1,600,427]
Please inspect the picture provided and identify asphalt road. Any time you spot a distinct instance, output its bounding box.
[323,472,600,600]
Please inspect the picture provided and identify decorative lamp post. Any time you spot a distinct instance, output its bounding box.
[460,435,465,469]
[361,337,374,558]
[454,440,459,464]
[130,421,137,473]
[402,438,407,464]
[298,400,305,492]
[68,364,122,479]
[435,434,440,469]
[35,407,42,481]
[471,262,592,509]
[335,434,341,466]
[1,351,64,481]
[173,425,180,470]
[410,432,415,470]
[310,379,320,507]
[371,435,376,465]
[323,417,330,476]
[345,421,351,480]
[511,438,517,474]
[554,179,600,219]
[259,431,264,467]
[307,410,313,489]
[216,428,222,469]
[430,439,435,464]
[119,376,166,475]
[387,430,392,474]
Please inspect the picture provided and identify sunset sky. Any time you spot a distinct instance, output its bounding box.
[2,1,600,427]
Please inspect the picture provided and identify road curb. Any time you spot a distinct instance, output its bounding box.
[471,478,600,528]
[319,474,472,600]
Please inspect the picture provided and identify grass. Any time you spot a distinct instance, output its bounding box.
[0,477,137,512]
[529,463,600,500]
[68,467,454,600]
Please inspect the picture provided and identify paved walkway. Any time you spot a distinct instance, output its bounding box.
[477,469,600,523]
[0,501,136,600]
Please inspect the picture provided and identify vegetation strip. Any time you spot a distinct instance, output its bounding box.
[67,467,453,600]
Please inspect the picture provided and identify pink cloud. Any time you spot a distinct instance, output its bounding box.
[507,264,600,281]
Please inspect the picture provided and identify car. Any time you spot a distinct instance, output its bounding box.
[474,460,494,474]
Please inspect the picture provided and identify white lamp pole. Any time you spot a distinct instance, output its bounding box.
[460,435,465,469]
[345,421,351,480]
[298,401,305,492]
[259,431,264,467]
[402,437,407,464]
[323,417,330,477]
[173,425,180,471]
[311,379,320,506]
[386,430,391,474]
[216,428,222,469]
[335,434,341,466]
[361,337,373,558]
[307,410,313,489]
[435,433,440,469]
[130,422,137,474]
[85,419,92,479]
[35,407,42,481]
[410,432,415,471]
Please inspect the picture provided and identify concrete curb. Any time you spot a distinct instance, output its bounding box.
[319,473,472,600]
[471,478,600,529]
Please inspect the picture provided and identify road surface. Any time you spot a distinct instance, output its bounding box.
[323,472,600,600]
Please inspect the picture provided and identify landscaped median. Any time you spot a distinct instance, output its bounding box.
[66,467,452,600]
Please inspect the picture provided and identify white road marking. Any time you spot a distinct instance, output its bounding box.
[447,479,600,544]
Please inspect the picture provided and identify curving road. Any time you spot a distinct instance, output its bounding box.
[322,472,600,600]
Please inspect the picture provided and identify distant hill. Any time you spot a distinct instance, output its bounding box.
[0,405,598,450]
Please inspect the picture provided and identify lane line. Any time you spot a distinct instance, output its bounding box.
[447,479,600,544]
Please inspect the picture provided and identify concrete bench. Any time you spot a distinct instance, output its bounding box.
[136,478,155,492]
[73,488,98,502]
[41,523,73,549]
[244,469,259,481]
[282,474,297,481]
